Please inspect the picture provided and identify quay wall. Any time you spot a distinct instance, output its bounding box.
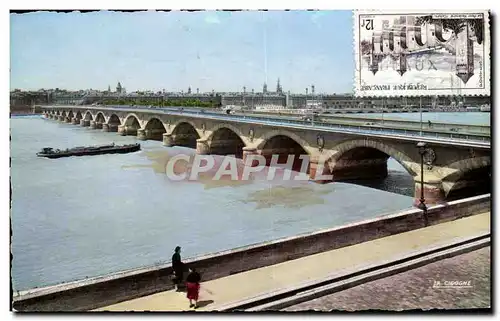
[13,194,490,312]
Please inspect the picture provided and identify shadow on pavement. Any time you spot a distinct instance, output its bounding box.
[196,300,214,308]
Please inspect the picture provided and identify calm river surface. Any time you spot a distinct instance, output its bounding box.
[11,112,487,291]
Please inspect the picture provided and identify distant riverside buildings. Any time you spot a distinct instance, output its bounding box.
[10,79,490,110]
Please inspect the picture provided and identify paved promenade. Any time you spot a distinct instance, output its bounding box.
[95,212,489,312]
[285,246,491,311]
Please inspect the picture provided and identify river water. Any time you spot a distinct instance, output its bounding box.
[10,112,487,291]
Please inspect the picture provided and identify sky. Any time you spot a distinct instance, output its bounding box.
[10,10,354,94]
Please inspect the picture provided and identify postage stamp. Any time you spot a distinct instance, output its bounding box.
[353,10,490,97]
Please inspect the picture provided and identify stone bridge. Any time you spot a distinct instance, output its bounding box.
[43,107,491,205]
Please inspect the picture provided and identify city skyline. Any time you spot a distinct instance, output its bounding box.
[10,10,354,93]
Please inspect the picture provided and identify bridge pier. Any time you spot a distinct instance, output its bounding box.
[108,124,118,132]
[413,178,446,206]
[242,147,260,166]
[71,118,79,125]
[309,157,332,184]
[89,121,103,129]
[118,125,126,136]
[102,124,110,132]
[118,125,137,136]
[162,133,173,147]
[65,117,71,123]
[58,116,65,122]
[80,119,90,127]
[137,129,147,140]
[196,139,210,155]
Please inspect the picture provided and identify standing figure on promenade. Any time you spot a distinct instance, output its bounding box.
[186,267,202,309]
[172,246,185,291]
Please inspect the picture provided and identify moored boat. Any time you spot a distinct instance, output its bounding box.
[465,106,480,112]
[36,143,141,159]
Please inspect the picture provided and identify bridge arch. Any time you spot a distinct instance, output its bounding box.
[124,113,141,127]
[171,119,201,136]
[257,130,311,172]
[68,111,74,118]
[122,114,141,136]
[207,123,247,142]
[322,139,419,196]
[144,117,167,141]
[207,125,247,158]
[75,111,83,120]
[441,156,491,199]
[325,139,418,177]
[256,130,312,153]
[107,114,121,125]
[95,112,106,124]
[145,117,166,131]
[171,121,200,148]
[83,111,94,121]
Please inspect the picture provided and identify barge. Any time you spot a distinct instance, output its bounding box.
[37,143,141,159]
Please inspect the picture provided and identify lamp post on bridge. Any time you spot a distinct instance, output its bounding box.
[417,141,428,226]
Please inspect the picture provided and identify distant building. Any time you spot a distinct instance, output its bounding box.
[276,78,283,94]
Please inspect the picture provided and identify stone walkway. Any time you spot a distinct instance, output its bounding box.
[284,246,491,311]
[95,212,490,312]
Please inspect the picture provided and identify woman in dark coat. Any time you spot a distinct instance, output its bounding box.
[172,246,184,291]
[186,267,201,308]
